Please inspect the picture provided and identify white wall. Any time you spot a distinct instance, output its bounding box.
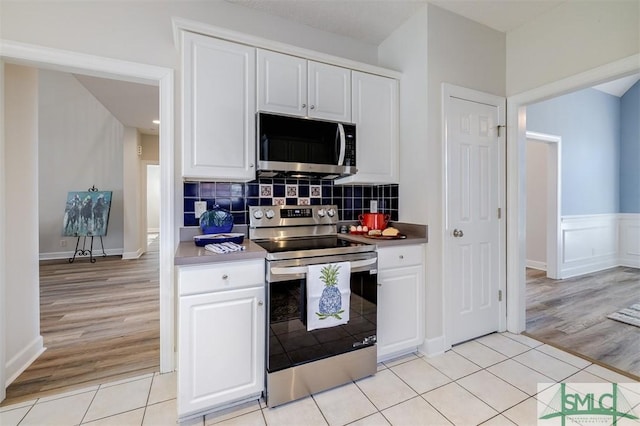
[378,6,428,224]
[147,165,161,233]
[526,141,548,270]
[38,70,125,258]
[4,64,43,386]
[506,1,639,95]
[122,127,142,259]
[0,1,379,70]
[379,4,506,354]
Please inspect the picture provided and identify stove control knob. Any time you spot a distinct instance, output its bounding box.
[265,209,275,219]
[327,208,336,217]
[317,208,326,218]
[253,209,264,219]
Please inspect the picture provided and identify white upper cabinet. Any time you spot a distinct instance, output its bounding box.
[182,31,256,181]
[336,71,399,185]
[257,50,307,117]
[257,49,351,122]
[307,61,351,122]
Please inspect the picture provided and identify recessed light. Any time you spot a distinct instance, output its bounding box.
[152,119,160,125]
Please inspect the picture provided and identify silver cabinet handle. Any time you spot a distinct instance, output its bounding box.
[399,255,404,259]
[453,229,464,238]
[302,103,307,109]
[258,300,264,306]
[310,105,315,110]
[222,274,229,280]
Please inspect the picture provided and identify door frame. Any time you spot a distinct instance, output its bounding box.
[505,54,639,333]
[442,83,507,349]
[525,131,562,279]
[0,41,176,396]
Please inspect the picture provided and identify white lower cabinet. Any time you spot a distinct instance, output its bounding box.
[177,260,265,419]
[376,245,425,361]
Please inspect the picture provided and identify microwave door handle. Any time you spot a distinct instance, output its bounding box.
[336,123,346,166]
[270,258,376,276]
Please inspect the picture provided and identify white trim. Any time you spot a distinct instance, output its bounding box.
[172,17,403,80]
[420,336,446,358]
[559,213,639,277]
[0,40,176,376]
[506,54,640,334]
[122,249,145,260]
[525,131,562,279]
[39,248,124,261]
[442,83,507,349]
[0,59,6,401]
[5,336,45,387]
[526,260,547,271]
[141,160,160,252]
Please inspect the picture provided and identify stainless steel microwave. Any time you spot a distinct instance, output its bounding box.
[256,112,357,179]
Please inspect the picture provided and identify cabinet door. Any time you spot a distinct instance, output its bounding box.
[182,31,256,180]
[308,61,351,122]
[377,264,424,361]
[337,72,398,185]
[257,50,307,117]
[178,286,265,417]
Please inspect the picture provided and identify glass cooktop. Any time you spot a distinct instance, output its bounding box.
[254,236,376,261]
[255,235,369,254]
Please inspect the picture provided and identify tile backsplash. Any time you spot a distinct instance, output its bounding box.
[183,179,399,227]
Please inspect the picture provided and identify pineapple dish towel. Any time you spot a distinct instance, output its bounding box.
[306,262,351,331]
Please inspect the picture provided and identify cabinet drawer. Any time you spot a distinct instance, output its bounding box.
[378,245,423,270]
[178,260,264,296]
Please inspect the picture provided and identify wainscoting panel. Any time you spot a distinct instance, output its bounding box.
[619,214,640,268]
[561,214,620,278]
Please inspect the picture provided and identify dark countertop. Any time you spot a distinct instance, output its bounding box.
[338,222,428,248]
[174,239,267,266]
[174,223,428,266]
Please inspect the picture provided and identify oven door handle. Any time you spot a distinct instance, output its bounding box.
[270,257,376,276]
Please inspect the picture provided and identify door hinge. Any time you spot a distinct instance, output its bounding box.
[498,208,502,219]
[498,290,503,302]
[497,125,506,137]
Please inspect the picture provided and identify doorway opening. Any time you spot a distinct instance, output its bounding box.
[1,42,175,405]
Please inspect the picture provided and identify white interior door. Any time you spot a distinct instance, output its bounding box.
[444,85,505,346]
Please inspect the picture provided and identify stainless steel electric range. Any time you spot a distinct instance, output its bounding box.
[249,205,378,407]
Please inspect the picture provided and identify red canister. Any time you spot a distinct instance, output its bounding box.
[358,213,390,230]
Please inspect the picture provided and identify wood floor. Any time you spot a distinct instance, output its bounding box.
[525,266,640,379]
[2,235,160,406]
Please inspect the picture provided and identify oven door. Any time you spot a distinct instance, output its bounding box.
[266,253,377,373]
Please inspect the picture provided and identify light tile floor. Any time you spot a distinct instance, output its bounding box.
[1,332,638,426]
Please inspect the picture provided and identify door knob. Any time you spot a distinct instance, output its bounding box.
[453,229,464,238]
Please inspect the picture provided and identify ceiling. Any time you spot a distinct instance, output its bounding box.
[74,74,159,136]
[225,0,567,44]
[75,0,637,134]
[592,73,640,97]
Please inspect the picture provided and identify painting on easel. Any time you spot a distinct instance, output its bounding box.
[63,191,112,237]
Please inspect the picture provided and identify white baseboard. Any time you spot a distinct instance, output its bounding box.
[122,248,144,260]
[39,248,123,261]
[526,260,547,271]
[420,335,446,358]
[5,336,45,387]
